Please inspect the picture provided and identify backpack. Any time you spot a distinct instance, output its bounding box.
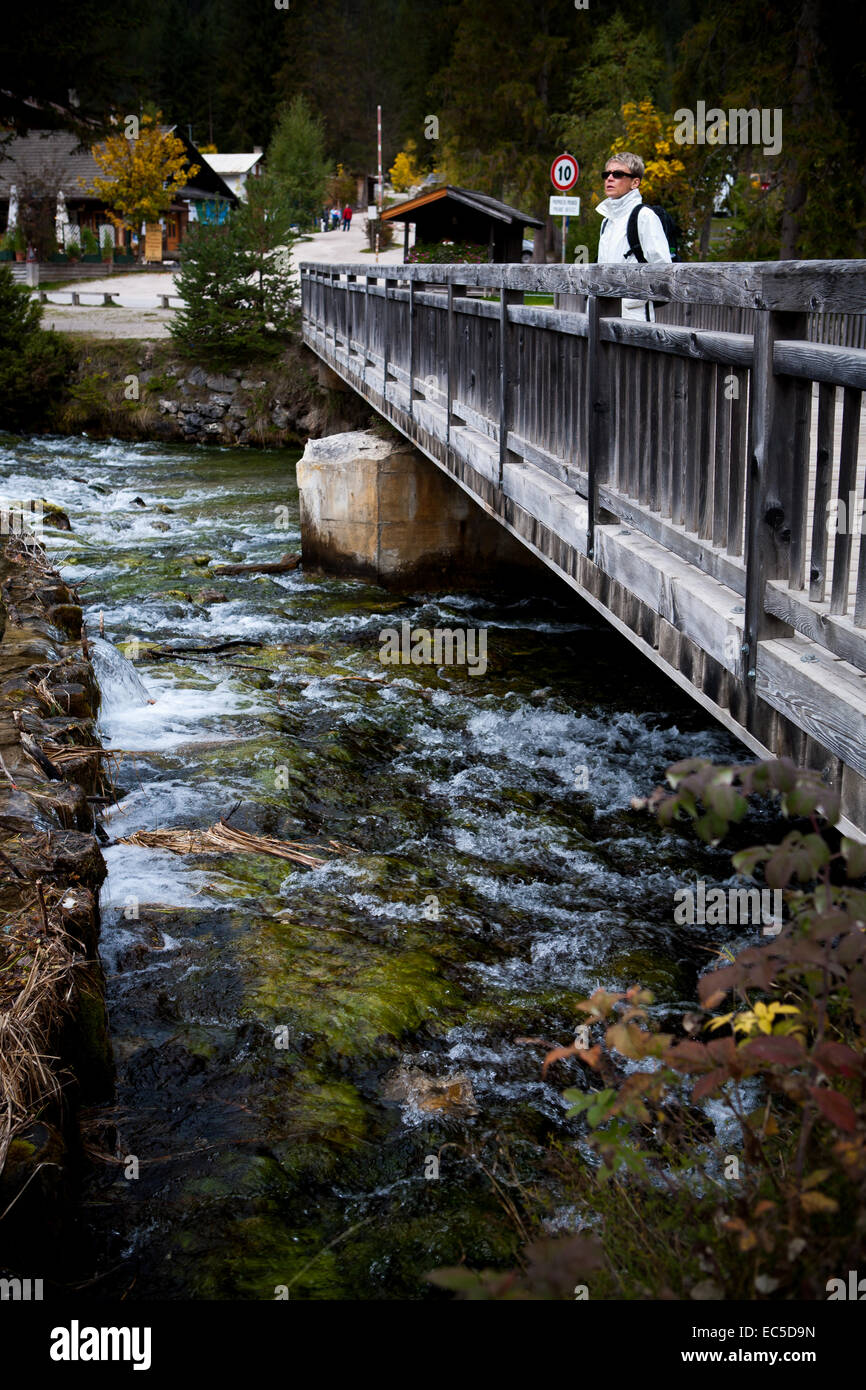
[601,203,679,311]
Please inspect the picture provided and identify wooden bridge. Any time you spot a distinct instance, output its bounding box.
[300,259,866,835]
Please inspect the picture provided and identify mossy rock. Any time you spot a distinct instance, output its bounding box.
[606,947,691,1001]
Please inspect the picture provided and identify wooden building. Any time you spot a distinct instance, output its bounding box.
[381,185,542,263]
[0,127,236,259]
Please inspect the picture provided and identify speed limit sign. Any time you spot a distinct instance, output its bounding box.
[550,152,579,191]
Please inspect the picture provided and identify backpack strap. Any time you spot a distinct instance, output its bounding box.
[624,204,646,263]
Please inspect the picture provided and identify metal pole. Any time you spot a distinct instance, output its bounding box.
[375,104,383,262]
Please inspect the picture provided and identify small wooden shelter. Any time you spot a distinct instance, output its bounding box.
[381,185,542,263]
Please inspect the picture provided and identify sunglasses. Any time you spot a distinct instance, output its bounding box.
[603,169,633,179]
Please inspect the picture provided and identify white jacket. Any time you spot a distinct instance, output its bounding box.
[595,188,672,321]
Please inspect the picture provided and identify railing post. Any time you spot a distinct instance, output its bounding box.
[742,307,808,690]
[408,278,415,418]
[586,292,620,561]
[331,271,338,358]
[446,278,467,451]
[363,274,370,387]
[345,273,356,365]
[499,275,522,487]
[383,276,398,400]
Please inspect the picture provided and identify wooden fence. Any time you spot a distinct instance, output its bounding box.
[301,259,866,826]
[657,301,866,349]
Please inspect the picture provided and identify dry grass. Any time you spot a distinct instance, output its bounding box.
[119,820,358,869]
[0,903,79,1181]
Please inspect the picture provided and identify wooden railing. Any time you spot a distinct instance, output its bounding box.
[301,260,866,689]
[657,301,866,349]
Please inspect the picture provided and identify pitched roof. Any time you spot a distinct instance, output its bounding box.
[381,185,543,228]
[0,129,99,195]
[0,127,237,204]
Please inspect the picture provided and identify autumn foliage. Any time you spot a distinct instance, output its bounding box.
[88,114,196,245]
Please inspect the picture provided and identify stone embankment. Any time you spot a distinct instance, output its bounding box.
[0,538,112,1275]
[60,340,371,448]
[151,357,370,446]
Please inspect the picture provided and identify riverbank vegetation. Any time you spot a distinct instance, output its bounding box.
[434,757,866,1299]
[0,267,73,432]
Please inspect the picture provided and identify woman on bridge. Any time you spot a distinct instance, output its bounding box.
[596,152,672,322]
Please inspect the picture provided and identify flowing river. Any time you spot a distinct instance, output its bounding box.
[1,433,744,1299]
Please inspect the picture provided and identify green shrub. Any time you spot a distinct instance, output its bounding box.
[0,266,73,429]
[408,239,488,264]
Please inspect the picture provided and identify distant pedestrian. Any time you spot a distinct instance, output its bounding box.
[330,207,341,231]
[596,152,672,322]
[342,204,353,231]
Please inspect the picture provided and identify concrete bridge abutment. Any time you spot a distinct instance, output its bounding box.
[296,429,545,592]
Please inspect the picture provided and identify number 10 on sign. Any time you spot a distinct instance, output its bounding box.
[550,153,579,263]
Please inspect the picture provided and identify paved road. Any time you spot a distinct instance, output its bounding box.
[38,221,405,337]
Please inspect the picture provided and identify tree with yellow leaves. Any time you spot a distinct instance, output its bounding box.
[389,142,420,194]
[88,114,196,258]
[610,98,732,257]
[611,101,687,205]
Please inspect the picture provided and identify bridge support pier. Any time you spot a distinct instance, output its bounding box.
[296,429,543,591]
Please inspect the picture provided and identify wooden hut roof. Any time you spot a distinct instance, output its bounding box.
[381,185,543,228]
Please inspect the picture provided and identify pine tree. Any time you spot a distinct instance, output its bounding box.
[266,95,331,231]
[0,267,72,428]
[171,177,297,361]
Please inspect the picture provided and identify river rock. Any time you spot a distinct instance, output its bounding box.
[49,683,91,717]
[42,503,72,531]
[240,378,267,390]
[0,788,57,834]
[194,588,228,604]
[48,603,83,637]
[382,1067,478,1116]
[158,399,178,414]
[187,366,208,387]
[206,373,237,393]
[41,829,107,886]
[272,406,290,429]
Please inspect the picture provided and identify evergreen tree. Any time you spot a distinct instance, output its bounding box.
[171,178,297,361]
[0,267,72,429]
[266,95,331,231]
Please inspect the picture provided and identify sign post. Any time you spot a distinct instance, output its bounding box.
[376,104,383,262]
[550,153,579,264]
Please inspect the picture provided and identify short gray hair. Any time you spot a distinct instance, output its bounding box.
[606,151,644,179]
